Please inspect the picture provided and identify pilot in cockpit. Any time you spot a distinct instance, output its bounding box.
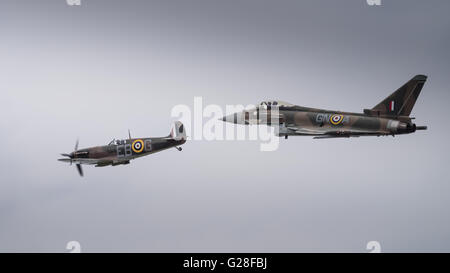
[259,100,293,109]
[221,100,293,124]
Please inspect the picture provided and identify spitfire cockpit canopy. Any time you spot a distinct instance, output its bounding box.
[108,139,127,145]
[116,139,127,145]
[259,100,294,108]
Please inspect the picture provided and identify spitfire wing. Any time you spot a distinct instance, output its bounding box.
[58,157,117,166]
[57,158,98,164]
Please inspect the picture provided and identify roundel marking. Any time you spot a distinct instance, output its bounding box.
[132,139,144,153]
[330,114,344,125]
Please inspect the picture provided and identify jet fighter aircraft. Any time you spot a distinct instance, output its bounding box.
[221,75,428,139]
[58,121,186,176]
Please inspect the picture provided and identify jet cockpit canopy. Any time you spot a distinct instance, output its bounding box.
[259,100,294,109]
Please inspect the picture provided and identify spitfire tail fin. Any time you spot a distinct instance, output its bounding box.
[368,75,427,117]
[169,121,186,141]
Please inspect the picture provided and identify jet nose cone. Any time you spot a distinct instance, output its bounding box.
[220,113,245,124]
[220,113,236,124]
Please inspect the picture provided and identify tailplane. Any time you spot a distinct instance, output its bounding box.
[365,75,427,117]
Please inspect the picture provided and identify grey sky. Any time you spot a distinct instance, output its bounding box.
[0,0,449,252]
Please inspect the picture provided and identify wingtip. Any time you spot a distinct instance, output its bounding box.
[413,74,428,81]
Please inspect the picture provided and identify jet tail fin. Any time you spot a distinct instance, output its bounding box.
[169,121,186,141]
[367,75,427,117]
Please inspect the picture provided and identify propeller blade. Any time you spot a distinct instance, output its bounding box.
[76,164,83,177]
[74,139,79,152]
[58,158,72,162]
[60,153,72,157]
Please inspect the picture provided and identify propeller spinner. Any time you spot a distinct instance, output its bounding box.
[58,139,84,177]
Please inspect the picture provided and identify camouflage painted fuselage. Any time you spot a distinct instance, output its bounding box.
[275,106,419,138]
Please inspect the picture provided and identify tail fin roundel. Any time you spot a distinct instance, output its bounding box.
[369,74,427,117]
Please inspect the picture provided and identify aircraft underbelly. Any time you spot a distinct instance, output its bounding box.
[277,113,394,137]
[290,112,389,132]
